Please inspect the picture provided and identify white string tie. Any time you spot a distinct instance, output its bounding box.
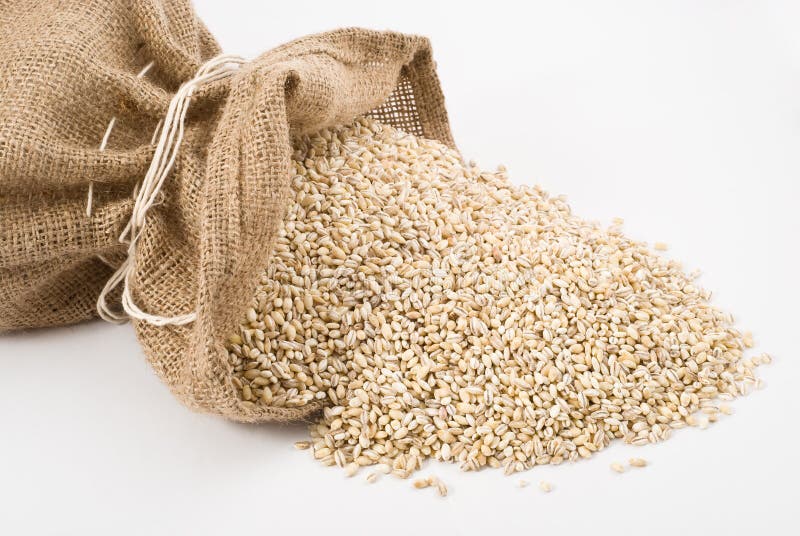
[97,54,246,326]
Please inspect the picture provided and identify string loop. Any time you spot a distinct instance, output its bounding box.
[97,54,246,326]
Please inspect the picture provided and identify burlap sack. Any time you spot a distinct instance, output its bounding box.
[0,0,454,422]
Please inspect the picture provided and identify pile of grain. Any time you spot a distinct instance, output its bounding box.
[228,117,764,478]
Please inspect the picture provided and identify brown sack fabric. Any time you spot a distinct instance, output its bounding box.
[0,0,454,421]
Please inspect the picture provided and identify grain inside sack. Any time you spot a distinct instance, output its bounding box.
[228,117,766,477]
[1,0,453,423]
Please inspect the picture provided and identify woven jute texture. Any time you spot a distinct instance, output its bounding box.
[0,0,454,422]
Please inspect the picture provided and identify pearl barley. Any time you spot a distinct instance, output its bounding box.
[229,117,765,481]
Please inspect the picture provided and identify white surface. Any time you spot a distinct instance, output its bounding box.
[2,1,799,534]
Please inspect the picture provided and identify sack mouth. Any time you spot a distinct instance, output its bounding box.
[181,30,455,423]
[0,0,454,425]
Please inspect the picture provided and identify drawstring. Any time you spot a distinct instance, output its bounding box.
[96,54,246,326]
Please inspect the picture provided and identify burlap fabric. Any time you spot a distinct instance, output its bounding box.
[0,0,454,421]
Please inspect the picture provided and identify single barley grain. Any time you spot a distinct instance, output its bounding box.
[344,463,359,478]
[743,332,754,348]
[611,462,625,473]
[629,458,647,468]
[376,464,392,475]
[539,481,553,493]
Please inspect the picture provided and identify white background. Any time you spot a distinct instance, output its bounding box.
[2,1,799,534]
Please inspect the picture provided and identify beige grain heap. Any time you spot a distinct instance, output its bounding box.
[228,116,765,478]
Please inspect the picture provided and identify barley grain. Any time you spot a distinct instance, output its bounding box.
[743,332,754,348]
[376,464,392,475]
[344,463,358,478]
[228,116,766,482]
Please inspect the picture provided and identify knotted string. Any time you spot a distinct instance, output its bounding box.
[97,54,247,326]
